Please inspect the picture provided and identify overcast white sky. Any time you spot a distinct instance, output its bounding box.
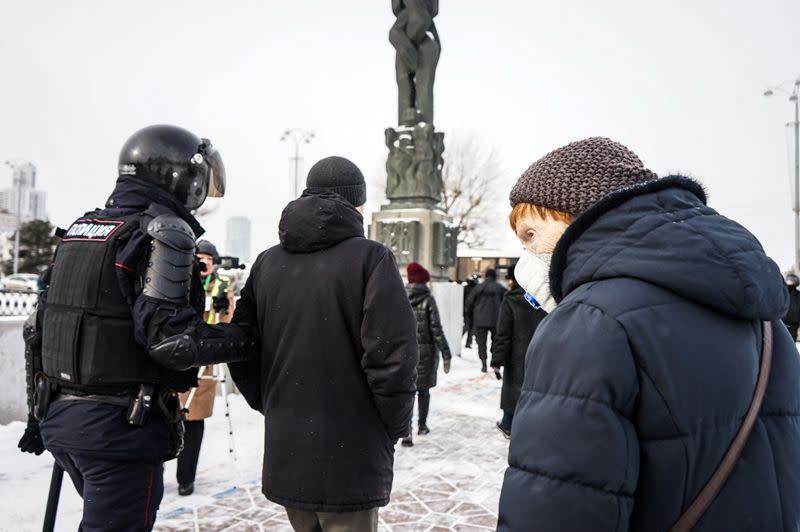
[1,0,798,269]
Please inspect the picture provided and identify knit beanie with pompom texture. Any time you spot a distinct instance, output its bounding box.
[509,137,657,216]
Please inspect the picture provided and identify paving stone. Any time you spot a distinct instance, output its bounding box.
[424,499,460,514]
[155,372,506,531]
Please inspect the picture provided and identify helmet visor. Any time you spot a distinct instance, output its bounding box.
[200,139,226,198]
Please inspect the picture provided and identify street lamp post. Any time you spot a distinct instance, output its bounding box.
[279,129,315,197]
[4,160,26,274]
[765,78,800,274]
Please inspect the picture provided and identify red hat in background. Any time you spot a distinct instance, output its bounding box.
[407,262,430,284]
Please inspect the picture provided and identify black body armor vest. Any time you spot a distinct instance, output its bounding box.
[42,211,196,394]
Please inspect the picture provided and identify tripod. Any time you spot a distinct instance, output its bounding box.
[182,363,238,462]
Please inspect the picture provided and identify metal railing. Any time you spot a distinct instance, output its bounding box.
[0,289,38,317]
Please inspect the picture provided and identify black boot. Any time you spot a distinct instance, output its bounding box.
[481,359,487,373]
[178,482,194,496]
[401,436,414,447]
[417,390,430,434]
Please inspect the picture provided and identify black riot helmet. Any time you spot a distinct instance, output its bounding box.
[118,124,226,210]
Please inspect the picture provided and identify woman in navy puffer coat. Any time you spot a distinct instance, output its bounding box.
[498,138,800,531]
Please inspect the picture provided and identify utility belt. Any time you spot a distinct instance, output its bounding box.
[35,379,186,458]
[37,381,183,426]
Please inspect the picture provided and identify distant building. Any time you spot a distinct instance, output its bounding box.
[226,216,252,263]
[0,212,17,233]
[1,162,47,221]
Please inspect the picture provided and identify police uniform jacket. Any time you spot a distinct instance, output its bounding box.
[39,177,205,461]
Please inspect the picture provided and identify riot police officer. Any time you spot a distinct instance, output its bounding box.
[17,125,254,531]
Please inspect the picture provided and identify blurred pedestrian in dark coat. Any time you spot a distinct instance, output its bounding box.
[490,264,547,437]
[401,262,451,447]
[782,273,800,341]
[465,269,506,372]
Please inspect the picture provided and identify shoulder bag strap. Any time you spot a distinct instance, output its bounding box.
[670,320,773,532]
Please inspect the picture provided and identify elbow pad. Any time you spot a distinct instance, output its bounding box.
[149,324,256,371]
[142,214,196,304]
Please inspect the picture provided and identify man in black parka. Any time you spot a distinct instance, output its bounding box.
[498,138,800,531]
[224,156,419,532]
[490,264,547,437]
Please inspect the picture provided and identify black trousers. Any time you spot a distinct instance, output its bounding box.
[50,448,163,532]
[176,420,205,485]
[474,327,495,361]
[464,320,475,347]
[417,388,431,426]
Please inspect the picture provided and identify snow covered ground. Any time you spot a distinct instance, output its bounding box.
[0,347,508,531]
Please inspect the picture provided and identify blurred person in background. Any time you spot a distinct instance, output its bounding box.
[402,262,452,447]
[781,272,800,341]
[175,239,236,496]
[465,269,506,372]
[462,273,479,349]
[490,264,546,438]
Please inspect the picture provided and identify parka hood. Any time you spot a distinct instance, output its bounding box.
[550,176,788,321]
[279,191,365,253]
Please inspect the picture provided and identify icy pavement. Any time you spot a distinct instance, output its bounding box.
[0,348,509,531]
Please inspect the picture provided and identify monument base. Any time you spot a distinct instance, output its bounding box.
[369,205,458,281]
[370,205,463,358]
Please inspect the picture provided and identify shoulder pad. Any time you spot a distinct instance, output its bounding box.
[138,204,171,233]
[147,214,196,252]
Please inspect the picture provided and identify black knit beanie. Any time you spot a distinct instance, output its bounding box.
[306,156,367,207]
[509,137,657,216]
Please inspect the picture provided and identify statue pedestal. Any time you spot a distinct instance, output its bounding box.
[369,206,458,281]
[370,205,462,357]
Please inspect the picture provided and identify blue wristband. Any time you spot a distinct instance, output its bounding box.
[523,291,542,310]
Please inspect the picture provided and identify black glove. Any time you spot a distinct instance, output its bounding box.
[491,365,503,380]
[18,415,45,455]
[212,295,230,314]
[443,356,451,374]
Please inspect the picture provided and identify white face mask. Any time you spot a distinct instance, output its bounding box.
[515,250,557,313]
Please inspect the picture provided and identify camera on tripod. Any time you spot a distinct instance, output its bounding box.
[215,256,246,270]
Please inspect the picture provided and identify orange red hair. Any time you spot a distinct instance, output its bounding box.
[509,203,574,232]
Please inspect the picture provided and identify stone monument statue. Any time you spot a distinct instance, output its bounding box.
[385,0,445,206]
[372,1,461,355]
[390,0,441,126]
[385,124,444,202]
[372,0,457,281]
